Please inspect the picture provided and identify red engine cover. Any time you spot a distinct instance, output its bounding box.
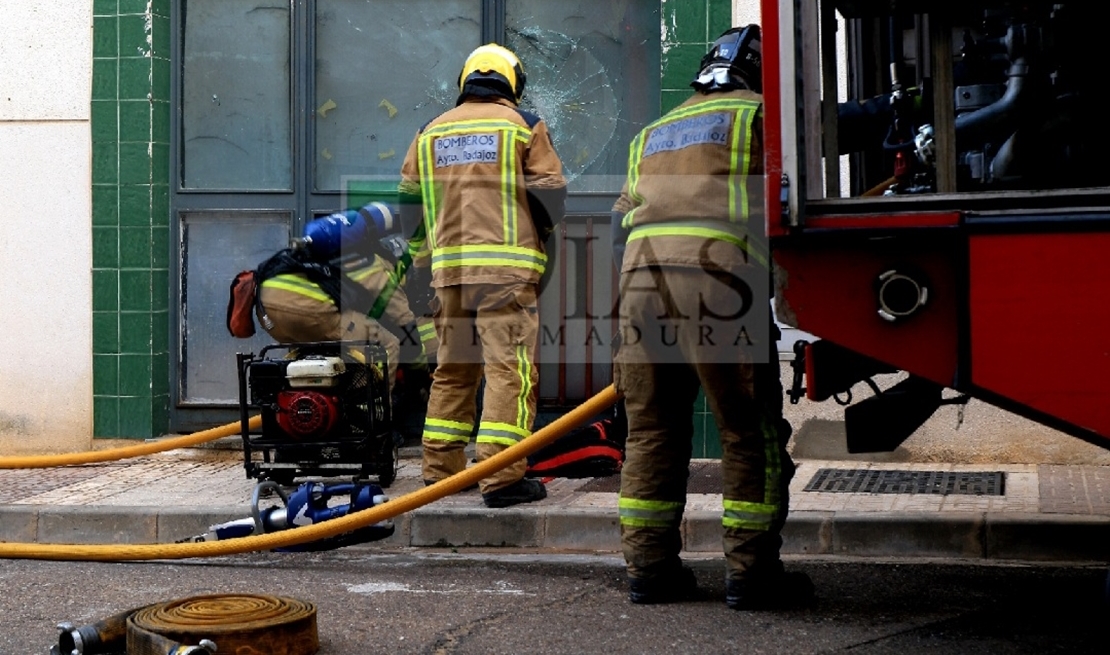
[276,390,340,438]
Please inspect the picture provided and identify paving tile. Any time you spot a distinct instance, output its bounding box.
[0,466,116,502]
[1039,465,1110,515]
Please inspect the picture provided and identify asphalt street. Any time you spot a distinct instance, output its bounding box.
[3,549,1108,655]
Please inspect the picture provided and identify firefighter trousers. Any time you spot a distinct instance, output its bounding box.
[614,266,793,581]
[421,282,539,494]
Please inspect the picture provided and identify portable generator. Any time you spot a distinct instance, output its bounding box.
[237,340,397,487]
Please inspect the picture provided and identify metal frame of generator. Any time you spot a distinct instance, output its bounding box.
[237,340,397,487]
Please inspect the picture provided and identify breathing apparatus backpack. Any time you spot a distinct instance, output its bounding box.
[226,203,398,339]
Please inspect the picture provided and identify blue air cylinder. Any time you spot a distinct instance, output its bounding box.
[302,201,397,260]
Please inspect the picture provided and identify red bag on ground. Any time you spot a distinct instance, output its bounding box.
[526,414,626,479]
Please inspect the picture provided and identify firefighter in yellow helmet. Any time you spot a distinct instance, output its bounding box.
[610,25,814,609]
[397,43,567,507]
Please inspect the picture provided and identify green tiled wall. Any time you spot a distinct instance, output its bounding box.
[661,0,735,116]
[660,0,733,457]
[92,0,172,439]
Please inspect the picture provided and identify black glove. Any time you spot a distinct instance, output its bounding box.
[404,265,435,315]
[527,186,566,242]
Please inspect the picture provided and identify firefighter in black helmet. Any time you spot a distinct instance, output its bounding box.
[610,25,814,610]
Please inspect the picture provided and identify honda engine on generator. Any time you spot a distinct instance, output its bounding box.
[238,340,397,487]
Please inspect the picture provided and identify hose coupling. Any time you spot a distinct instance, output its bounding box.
[177,639,219,654]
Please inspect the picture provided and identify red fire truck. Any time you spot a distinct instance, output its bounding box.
[761,1,1110,453]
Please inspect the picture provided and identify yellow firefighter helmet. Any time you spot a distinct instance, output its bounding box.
[458,43,526,104]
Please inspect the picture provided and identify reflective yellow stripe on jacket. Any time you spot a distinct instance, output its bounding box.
[623,97,760,228]
[627,221,769,269]
[346,260,389,283]
[353,262,401,322]
[417,118,543,276]
[429,245,546,275]
[417,321,436,344]
[260,274,332,304]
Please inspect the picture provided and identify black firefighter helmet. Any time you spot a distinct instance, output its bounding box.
[692,24,762,94]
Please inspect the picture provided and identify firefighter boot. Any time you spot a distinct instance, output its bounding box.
[628,564,701,605]
[725,571,815,611]
[481,478,547,508]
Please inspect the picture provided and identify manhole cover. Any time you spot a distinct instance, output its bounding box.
[804,468,1005,495]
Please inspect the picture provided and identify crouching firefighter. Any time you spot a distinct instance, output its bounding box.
[610,25,814,610]
[250,202,433,395]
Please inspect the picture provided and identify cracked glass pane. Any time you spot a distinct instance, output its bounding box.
[315,0,481,192]
[507,0,661,193]
[182,0,292,190]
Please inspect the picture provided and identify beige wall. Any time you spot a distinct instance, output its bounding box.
[0,1,94,454]
[735,0,760,23]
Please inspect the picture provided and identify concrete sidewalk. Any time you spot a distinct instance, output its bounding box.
[2,445,1109,564]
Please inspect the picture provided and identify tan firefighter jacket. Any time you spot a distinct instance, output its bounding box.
[259,253,419,342]
[612,89,767,274]
[398,96,567,287]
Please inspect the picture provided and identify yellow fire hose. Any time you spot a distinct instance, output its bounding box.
[0,384,621,562]
[0,415,263,469]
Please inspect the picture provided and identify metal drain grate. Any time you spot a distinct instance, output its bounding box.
[803,468,1005,496]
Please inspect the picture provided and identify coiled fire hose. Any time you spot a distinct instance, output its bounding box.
[0,384,621,561]
[54,593,318,655]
